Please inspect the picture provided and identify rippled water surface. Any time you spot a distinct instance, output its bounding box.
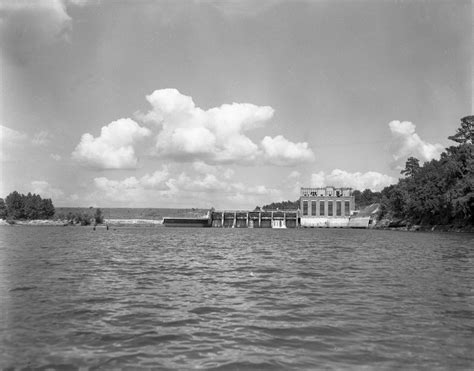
[1,226,473,369]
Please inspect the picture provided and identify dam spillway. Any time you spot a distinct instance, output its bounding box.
[164,187,371,228]
[210,210,300,228]
[163,208,370,228]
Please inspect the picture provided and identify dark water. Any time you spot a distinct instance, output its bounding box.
[1,226,473,370]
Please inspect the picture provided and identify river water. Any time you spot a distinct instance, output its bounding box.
[0,226,473,370]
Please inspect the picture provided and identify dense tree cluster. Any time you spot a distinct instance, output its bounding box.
[259,200,300,211]
[0,191,55,220]
[257,117,473,228]
[55,207,104,226]
[259,191,381,211]
[353,189,381,209]
[379,116,473,226]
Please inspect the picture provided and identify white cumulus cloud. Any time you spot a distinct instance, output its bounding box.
[91,165,281,209]
[0,125,28,162]
[163,172,282,208]
[144,88,270,162]
[72,118,151,169]
[192,161,235,179]
[173,173,229,192]
[0,125,27,142]
[31,180,65,200]
[311,169,396,191]
[261,135,315,166]
[93,166,169,202]
[139,168,170,189]
[193,161,218,175]
[389,120,444,168]
[140,88,313,165]
[73,88,315,170]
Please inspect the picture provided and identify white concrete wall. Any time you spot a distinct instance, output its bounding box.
[300,217,372,228]
[348,217,371,228]
[301,217,327,227]
[301,217,350,227]
[328,218,351,228]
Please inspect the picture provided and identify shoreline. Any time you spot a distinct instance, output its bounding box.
[0,218,164,227]
[106,218,163,225]
[374,225,474,233]
[373,218,474,233]
[1,218,472,232]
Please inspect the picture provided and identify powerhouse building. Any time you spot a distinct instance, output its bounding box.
[300,187,355,227]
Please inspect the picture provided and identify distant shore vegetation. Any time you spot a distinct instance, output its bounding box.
[55,208,104,226]
[379,116,473,228]
[260,116,473,229]
[0,191,55,222]
[1,117,471,230]
[258,189,382,212]
[0,192,104,226]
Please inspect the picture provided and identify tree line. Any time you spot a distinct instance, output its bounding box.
[55,208,104,226]
[258,190,382,211]
[257,200,300,211]
[379,116,473,226]
[0,191,55,220]
[0,191,105,225]
[258,116,473,228]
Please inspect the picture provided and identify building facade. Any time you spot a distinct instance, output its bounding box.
[300,187,355,227]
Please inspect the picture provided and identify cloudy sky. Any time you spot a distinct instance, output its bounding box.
[0,0,471,209]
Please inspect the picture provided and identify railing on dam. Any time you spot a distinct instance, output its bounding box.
[210,210,300,228]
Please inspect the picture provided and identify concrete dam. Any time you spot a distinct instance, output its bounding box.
[163,187,372,228]
[210,210,299,228]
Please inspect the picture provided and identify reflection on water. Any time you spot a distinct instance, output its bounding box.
[0,226,473,369]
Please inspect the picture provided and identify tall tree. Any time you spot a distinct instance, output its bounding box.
[41,198,55,219]
[94,208,104,224]
[401,157,420,177]
[354,189,382,208]
[0,198,7,219]
[5,191,26,219]
[448,116,474,145]
[379,116,473,226]
[3,191,56,220]
[24,193,40,220]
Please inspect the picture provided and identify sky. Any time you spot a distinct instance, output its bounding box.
[0,0,472,209]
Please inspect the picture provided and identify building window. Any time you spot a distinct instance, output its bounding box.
[345,201,351,215]
[303,201,308,216]
[336,201,342,216]
[319,200,325,216]
[311,201,317,216]
[328,201,333,216]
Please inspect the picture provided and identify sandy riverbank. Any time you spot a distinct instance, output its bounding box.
[0,218,164,226]
[105,218,163,225]
[0,219,67,226]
